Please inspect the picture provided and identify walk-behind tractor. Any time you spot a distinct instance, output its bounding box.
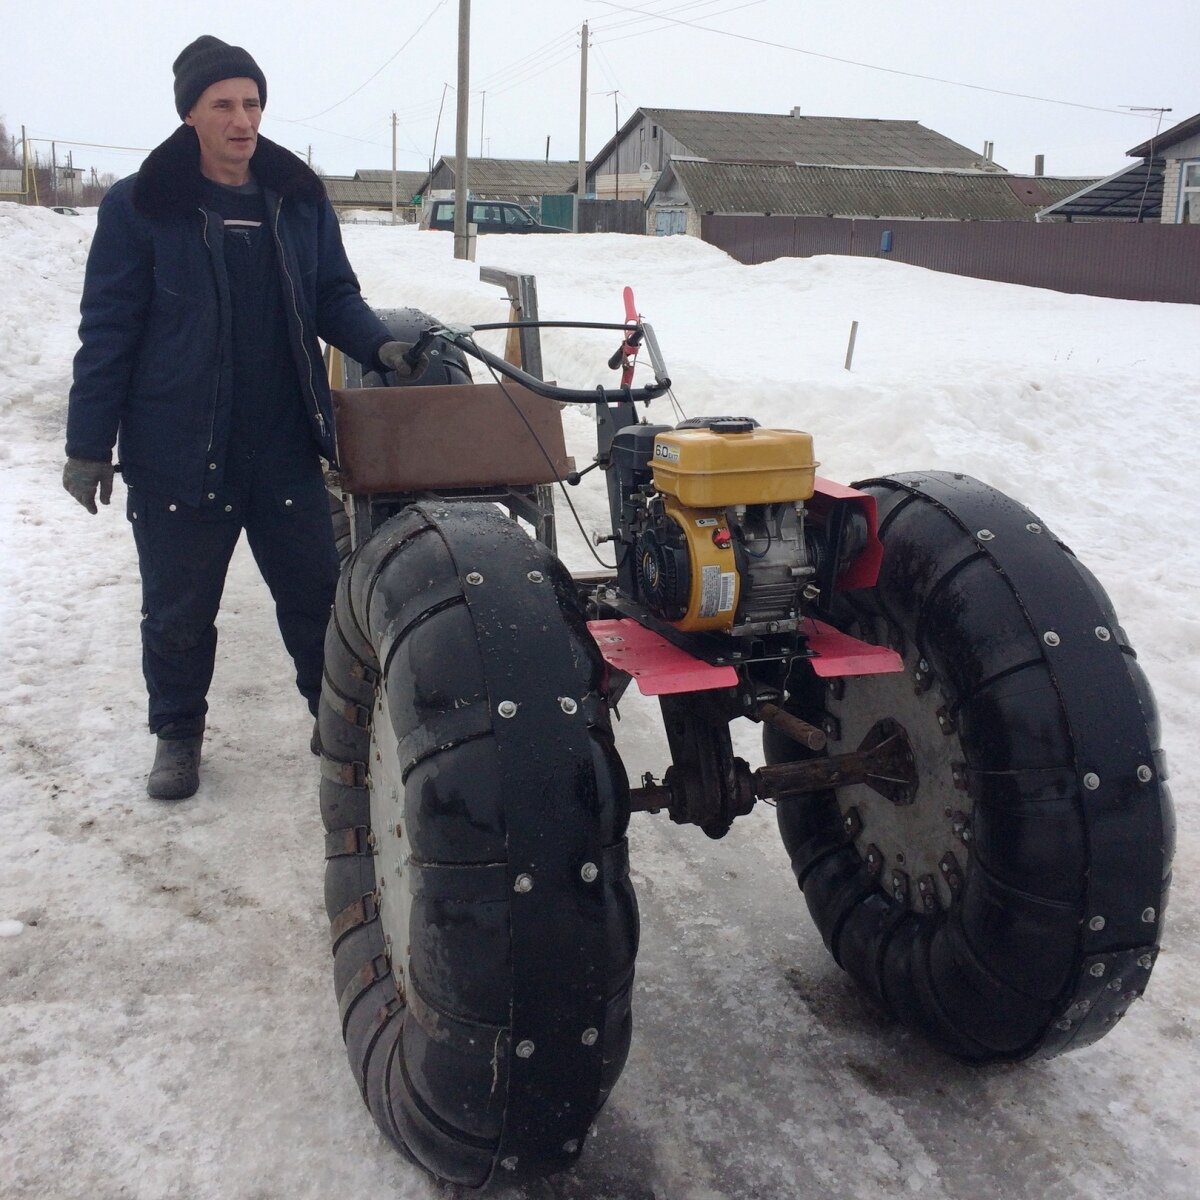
[317,277,1173,1189]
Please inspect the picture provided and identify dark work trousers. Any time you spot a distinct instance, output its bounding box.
[127,461,339,734]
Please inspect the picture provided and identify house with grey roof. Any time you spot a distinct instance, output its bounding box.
[419,157,580,206]
[648,158,1094,237]
[584,106,1001,204]
[1039,110,1200,224]
[322,168,431,217]
[580,106,1087,234]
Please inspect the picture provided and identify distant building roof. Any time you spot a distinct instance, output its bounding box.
[1127,111,1200,159]
[424,157,580,196]
[654,159,1094,221]
[353,169,431,194]
[1036,159,1164,222]
[323,177,424,208]
[590,108,997,179]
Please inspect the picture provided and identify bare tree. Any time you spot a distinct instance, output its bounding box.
[0,118,19,169]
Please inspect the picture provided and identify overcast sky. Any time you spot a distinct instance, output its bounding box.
[6,0,1197,184]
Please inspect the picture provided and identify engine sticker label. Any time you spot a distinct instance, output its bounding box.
[719,571,736,612]
[653,443,680,464]
[695,517,718,527]
[699,567,737,616]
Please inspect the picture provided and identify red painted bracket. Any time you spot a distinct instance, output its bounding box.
[804,618,903,677]
[588,619,738,696]
[588,616,901,695]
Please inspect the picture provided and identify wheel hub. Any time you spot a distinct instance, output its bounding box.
[368,691,410,996]
[826,656,972,913]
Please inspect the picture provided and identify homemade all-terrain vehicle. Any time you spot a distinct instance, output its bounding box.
[317,274,1173,1189]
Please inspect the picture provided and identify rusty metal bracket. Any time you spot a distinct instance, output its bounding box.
[753,722,918,802]
[758,702,827,751]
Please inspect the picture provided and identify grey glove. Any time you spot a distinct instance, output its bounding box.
[376,339,430,380]
[63,457,115,514]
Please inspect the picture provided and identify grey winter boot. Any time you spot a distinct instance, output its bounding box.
[147,720,204,800]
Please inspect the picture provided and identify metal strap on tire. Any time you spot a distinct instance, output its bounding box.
[326,826,373,859]
[330,891,380,953]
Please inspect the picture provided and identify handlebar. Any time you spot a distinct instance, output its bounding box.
[403,320,672,405]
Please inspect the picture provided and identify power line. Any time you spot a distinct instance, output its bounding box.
[25,137,150,153]
[280,0,448,123]
[590,0,1155,117]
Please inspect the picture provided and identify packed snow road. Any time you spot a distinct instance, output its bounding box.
[0,204,1196,1198]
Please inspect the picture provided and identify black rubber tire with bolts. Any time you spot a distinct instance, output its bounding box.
[768,471,1173,1062]
[319,501,636,1186]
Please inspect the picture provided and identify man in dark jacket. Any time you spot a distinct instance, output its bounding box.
[64,36,417,800]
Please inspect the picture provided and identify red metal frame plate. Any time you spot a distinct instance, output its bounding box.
[588,619,738,696]
[804,618,903,677]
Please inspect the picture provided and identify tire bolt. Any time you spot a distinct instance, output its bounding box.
[497,700,518,718]
[581,1027,599,1045]
[465,571,484,585]
[580,862,599,883]
[514,874,534,893]
[516,1040,535,1058]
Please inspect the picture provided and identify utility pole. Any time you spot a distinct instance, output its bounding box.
[453,0,471,260]
[576,21,588,231]
[479,91,486,158]
[391,111,398,224]
[610,91,620,201]
[20,125,28,204]
[51,141,58,206]
[307,144,313,167]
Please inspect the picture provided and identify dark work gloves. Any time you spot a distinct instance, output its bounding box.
[376,339,430,380]
[63,457,115,514]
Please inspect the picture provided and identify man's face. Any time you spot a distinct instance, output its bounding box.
[184,77,261,179]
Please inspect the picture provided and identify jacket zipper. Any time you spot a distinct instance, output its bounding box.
[200,208,220,454]
[272,198,326,438]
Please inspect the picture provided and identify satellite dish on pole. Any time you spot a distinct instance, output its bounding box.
[638,162,653,182]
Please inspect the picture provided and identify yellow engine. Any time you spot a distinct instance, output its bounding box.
[620,418,819,635]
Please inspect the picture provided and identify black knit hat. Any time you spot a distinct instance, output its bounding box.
[173,35,267,119]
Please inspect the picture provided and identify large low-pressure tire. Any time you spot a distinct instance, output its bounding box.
[318,501,637,1186]
[768,471,1174,1062]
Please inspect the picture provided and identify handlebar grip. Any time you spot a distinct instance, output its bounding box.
[403,331,436,371]
[607,328,644,370]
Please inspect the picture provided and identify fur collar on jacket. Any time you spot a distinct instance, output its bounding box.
[132,124,326,218]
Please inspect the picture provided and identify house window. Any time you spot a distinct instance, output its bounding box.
[651,125,658,139]
[1178,161,1200,224]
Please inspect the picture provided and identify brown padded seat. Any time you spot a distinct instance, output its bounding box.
[332,383,573,494]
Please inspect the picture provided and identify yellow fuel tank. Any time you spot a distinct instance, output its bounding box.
[651,424,817,508]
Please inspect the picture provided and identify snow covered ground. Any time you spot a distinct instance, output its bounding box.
[1,202,1197,1199]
